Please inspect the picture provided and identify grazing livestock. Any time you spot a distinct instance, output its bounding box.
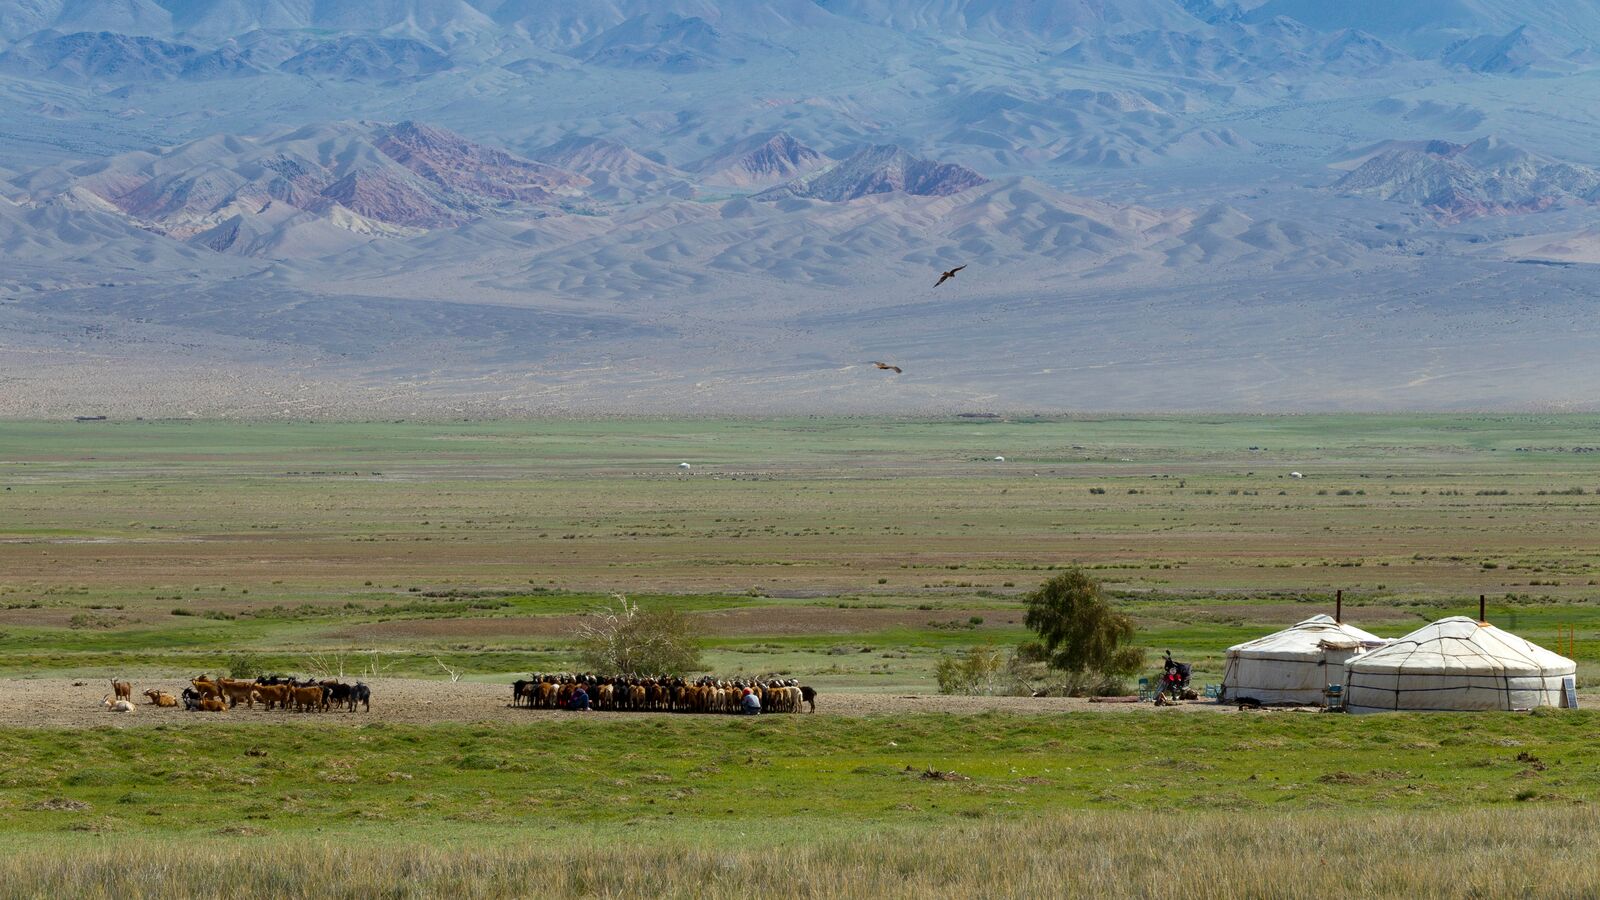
[351,682,370,712]
[251,684,292,710]
[190,677,223,700]
[143,689,178,708]
[320,681,354,710]
[102,694,135,712]
[110,679,132,702]
[193,696,228,712]
[215,678,259,708]
[509,673,813,715]
[291,685,326,712]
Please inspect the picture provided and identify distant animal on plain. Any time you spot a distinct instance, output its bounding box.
[143,689,178,708]
[869,362,902,374]
[934,264,966,287]
[102,694,135,713]
[110,679,132,701]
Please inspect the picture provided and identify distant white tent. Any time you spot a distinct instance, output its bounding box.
[1344,616,1575,713]
[1220,614,1386,705]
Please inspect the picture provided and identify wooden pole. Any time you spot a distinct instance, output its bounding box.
[1479,594,1486,624]
[1335,589,1342,623]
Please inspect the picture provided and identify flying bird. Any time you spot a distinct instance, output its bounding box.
[934,264,966,287]
[870,362,902,374]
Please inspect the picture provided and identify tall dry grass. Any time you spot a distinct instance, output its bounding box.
[3,807,1595,899]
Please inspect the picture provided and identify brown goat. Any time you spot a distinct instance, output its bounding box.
[251,684,292,710]
[111,679,132,701]
[291,685,325,712]
[215,678,258,708]
[194,696,227,712]
[143,689,178,708]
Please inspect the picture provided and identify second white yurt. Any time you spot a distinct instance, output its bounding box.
[1344,616,1576,713]
[1220,614,1386,704]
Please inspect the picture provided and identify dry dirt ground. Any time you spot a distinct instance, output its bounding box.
[0,678,1241,728]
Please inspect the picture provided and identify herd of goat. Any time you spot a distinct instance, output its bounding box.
[101,676,371,713]
[512,673,817,714]
[98,673,817,716]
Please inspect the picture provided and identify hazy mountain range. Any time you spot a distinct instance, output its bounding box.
[3,0,1600,415]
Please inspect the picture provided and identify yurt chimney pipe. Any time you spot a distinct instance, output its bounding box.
[1479,594,1487,624]
[1335,589,1342,623]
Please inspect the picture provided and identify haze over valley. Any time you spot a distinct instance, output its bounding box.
[4,0,1600,414]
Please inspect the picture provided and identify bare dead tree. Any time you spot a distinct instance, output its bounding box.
[434,656,464,683]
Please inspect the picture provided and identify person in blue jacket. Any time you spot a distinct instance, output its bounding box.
[568,684,592,711]
[741,688,761,715]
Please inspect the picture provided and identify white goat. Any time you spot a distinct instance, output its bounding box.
[102,694,135,713]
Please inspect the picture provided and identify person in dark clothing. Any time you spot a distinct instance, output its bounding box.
[569,685,592,711]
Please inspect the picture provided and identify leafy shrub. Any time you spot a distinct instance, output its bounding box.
[575,596,702,676]
[935,645,1006,695]
[227,653,262,679]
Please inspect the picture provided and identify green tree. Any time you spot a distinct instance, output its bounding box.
[1022,569,1143,676]
[575,595,703,676]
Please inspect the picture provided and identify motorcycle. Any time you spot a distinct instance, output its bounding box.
[1157,651,1191,701]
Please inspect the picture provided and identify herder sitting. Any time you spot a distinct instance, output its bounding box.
[740,688,761,715]
[568,684,592,712]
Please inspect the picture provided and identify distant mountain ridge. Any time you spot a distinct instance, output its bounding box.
[10,121,590,251]
[693,132,828,187]
[1335,136,1600,221]
[5,1,1600,413]
[755,145,989,201]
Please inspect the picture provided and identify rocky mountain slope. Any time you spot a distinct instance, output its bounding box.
[3,1,1600,413]
[1335,137,1600,221]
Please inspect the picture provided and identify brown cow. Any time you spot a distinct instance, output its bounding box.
[142,689,178,708]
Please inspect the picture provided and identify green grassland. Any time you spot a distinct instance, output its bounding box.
[4,416,1600,896]
[5,712,1595,839]
[3,415,1599,685]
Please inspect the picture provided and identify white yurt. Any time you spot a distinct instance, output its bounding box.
[1344,616,1576,713]
[1220,614,1386,704]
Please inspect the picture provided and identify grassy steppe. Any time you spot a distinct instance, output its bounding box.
[3,416,1600,897]
[3,415,1599,686]
[2,712,1597,897]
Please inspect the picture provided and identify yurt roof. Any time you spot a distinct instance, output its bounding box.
[1226,614,1386,657]
[1347,616,1574,677]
